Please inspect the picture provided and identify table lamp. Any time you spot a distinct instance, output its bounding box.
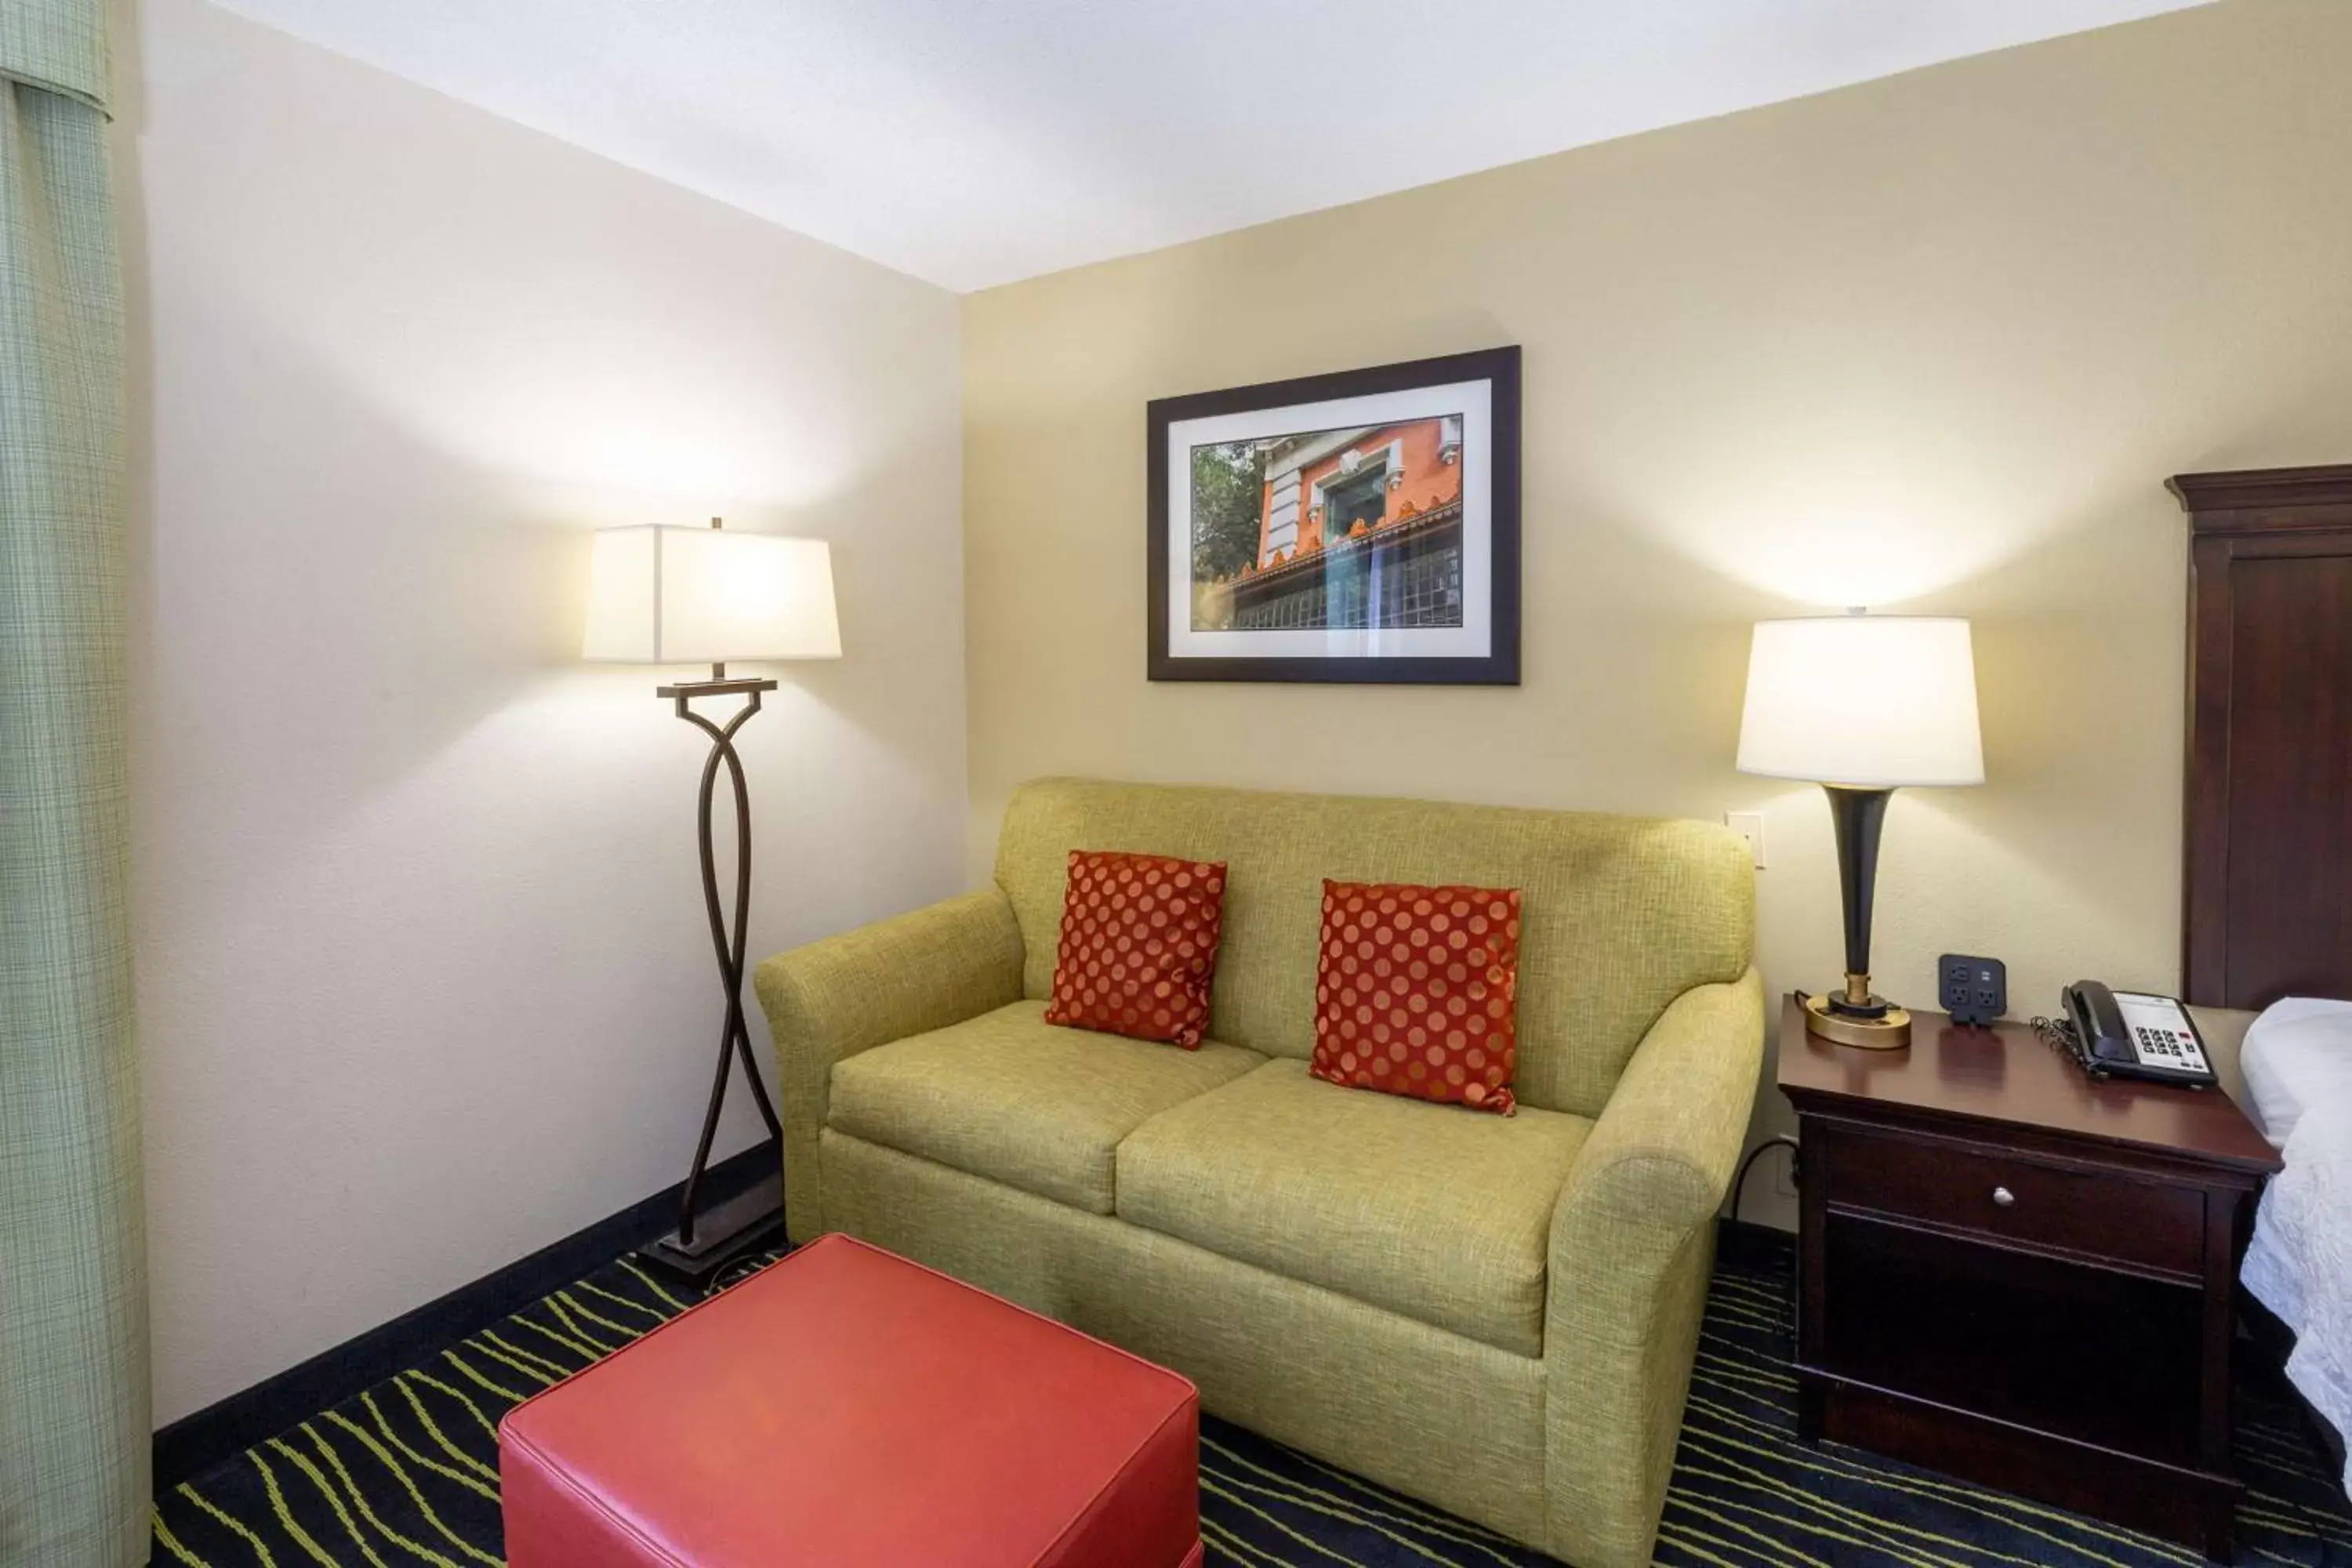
[1737,611,1982,1049]
[583,517,840,1282]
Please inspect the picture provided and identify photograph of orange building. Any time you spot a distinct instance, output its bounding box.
[1149,345,1517,684]
[1190,416,1465,632]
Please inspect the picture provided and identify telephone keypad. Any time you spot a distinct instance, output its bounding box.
[2130,1022,2207,1072]
[2112,990,2212,1078]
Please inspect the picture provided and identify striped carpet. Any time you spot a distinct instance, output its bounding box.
[151,1231,2352,1566]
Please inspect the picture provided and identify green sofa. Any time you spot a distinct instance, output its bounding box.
[753,778,1762,1567]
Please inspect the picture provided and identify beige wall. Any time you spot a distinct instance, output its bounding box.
[963,0,2352,1224]
[124,0,965,1421]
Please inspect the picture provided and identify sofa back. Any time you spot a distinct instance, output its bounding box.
[994,778,1753,1119]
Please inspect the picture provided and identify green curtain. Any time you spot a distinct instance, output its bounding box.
[0,1,147,1564]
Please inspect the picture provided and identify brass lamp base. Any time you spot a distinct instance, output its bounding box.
[1797,992,1910,1053]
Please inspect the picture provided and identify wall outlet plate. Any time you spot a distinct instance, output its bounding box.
[1723,811,1765,869]
[1939,953,2007,1026]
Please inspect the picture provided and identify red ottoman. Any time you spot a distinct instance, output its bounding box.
[499,1232,1201,1567]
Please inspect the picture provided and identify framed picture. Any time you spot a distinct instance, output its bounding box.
[1146,346,1520,684]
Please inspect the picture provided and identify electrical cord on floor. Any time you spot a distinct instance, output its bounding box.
[1722,1135,1803,1341]
[1726,1134,1799,1225]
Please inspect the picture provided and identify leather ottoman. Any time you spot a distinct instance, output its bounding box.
[499,1232,1202,1567]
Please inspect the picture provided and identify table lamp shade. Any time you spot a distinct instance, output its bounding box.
[582,525,841,664]
[1736,615,1983,788]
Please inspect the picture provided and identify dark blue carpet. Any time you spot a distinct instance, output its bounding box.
[151,1231,2350,1566]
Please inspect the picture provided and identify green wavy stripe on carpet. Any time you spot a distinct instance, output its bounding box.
[150,1235,2352,1566]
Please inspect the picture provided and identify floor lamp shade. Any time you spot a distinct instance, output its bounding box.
[583,525,841,664]
[1737,614,1984,1049]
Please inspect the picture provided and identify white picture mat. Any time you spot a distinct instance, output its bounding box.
[1166,378,1494,661]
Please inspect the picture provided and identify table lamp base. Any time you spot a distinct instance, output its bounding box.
[1803,989,1913,1051]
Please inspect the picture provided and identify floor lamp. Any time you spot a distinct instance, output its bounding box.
[583,517,841,1283]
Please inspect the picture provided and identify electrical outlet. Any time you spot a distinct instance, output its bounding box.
[1938,953,2007,1025]
[1773,1149,1798,1198]
[1724,811,1766,869]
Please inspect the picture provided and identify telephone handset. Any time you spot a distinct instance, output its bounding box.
[2056,980,2217,1087]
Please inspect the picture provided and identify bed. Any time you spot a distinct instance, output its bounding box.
[2236,1000,2352,1492]
[2171,465,2352,1497]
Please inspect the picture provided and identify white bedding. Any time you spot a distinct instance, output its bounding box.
[2241,996,2352,1148]
[2240,1000,2352,1494]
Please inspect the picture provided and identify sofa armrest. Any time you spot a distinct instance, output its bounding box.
[1540,967,1765,1568]
[753,889,1025,1241]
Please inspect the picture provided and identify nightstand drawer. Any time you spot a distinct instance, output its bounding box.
[1822,1128,2207,1277]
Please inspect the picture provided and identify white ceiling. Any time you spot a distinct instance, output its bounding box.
[208,0,2208,293]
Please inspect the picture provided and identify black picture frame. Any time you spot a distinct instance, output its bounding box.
[1146,346,1521,685]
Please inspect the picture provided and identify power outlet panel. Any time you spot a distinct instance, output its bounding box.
[1939,953,2008,1026]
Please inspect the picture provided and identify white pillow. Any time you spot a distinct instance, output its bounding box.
[2240,996,2352,1149]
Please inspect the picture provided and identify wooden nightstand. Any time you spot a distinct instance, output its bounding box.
[1777,996,2282,1560]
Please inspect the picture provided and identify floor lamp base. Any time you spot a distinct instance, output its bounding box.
[636,1173,787,1289]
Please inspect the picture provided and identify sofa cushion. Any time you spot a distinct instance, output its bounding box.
[828,1000,1264,1214]
[1115,1058,1591,1356]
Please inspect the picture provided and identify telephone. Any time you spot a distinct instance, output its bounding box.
[2054,981,2217,1087]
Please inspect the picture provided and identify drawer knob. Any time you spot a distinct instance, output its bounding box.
[1991,1185,2016,1208]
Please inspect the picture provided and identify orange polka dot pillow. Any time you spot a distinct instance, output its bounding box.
[1311,880,1523,1114]
[1042,850,1229,1049]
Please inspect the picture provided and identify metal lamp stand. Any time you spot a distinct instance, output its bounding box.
[636,662,789,1287]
